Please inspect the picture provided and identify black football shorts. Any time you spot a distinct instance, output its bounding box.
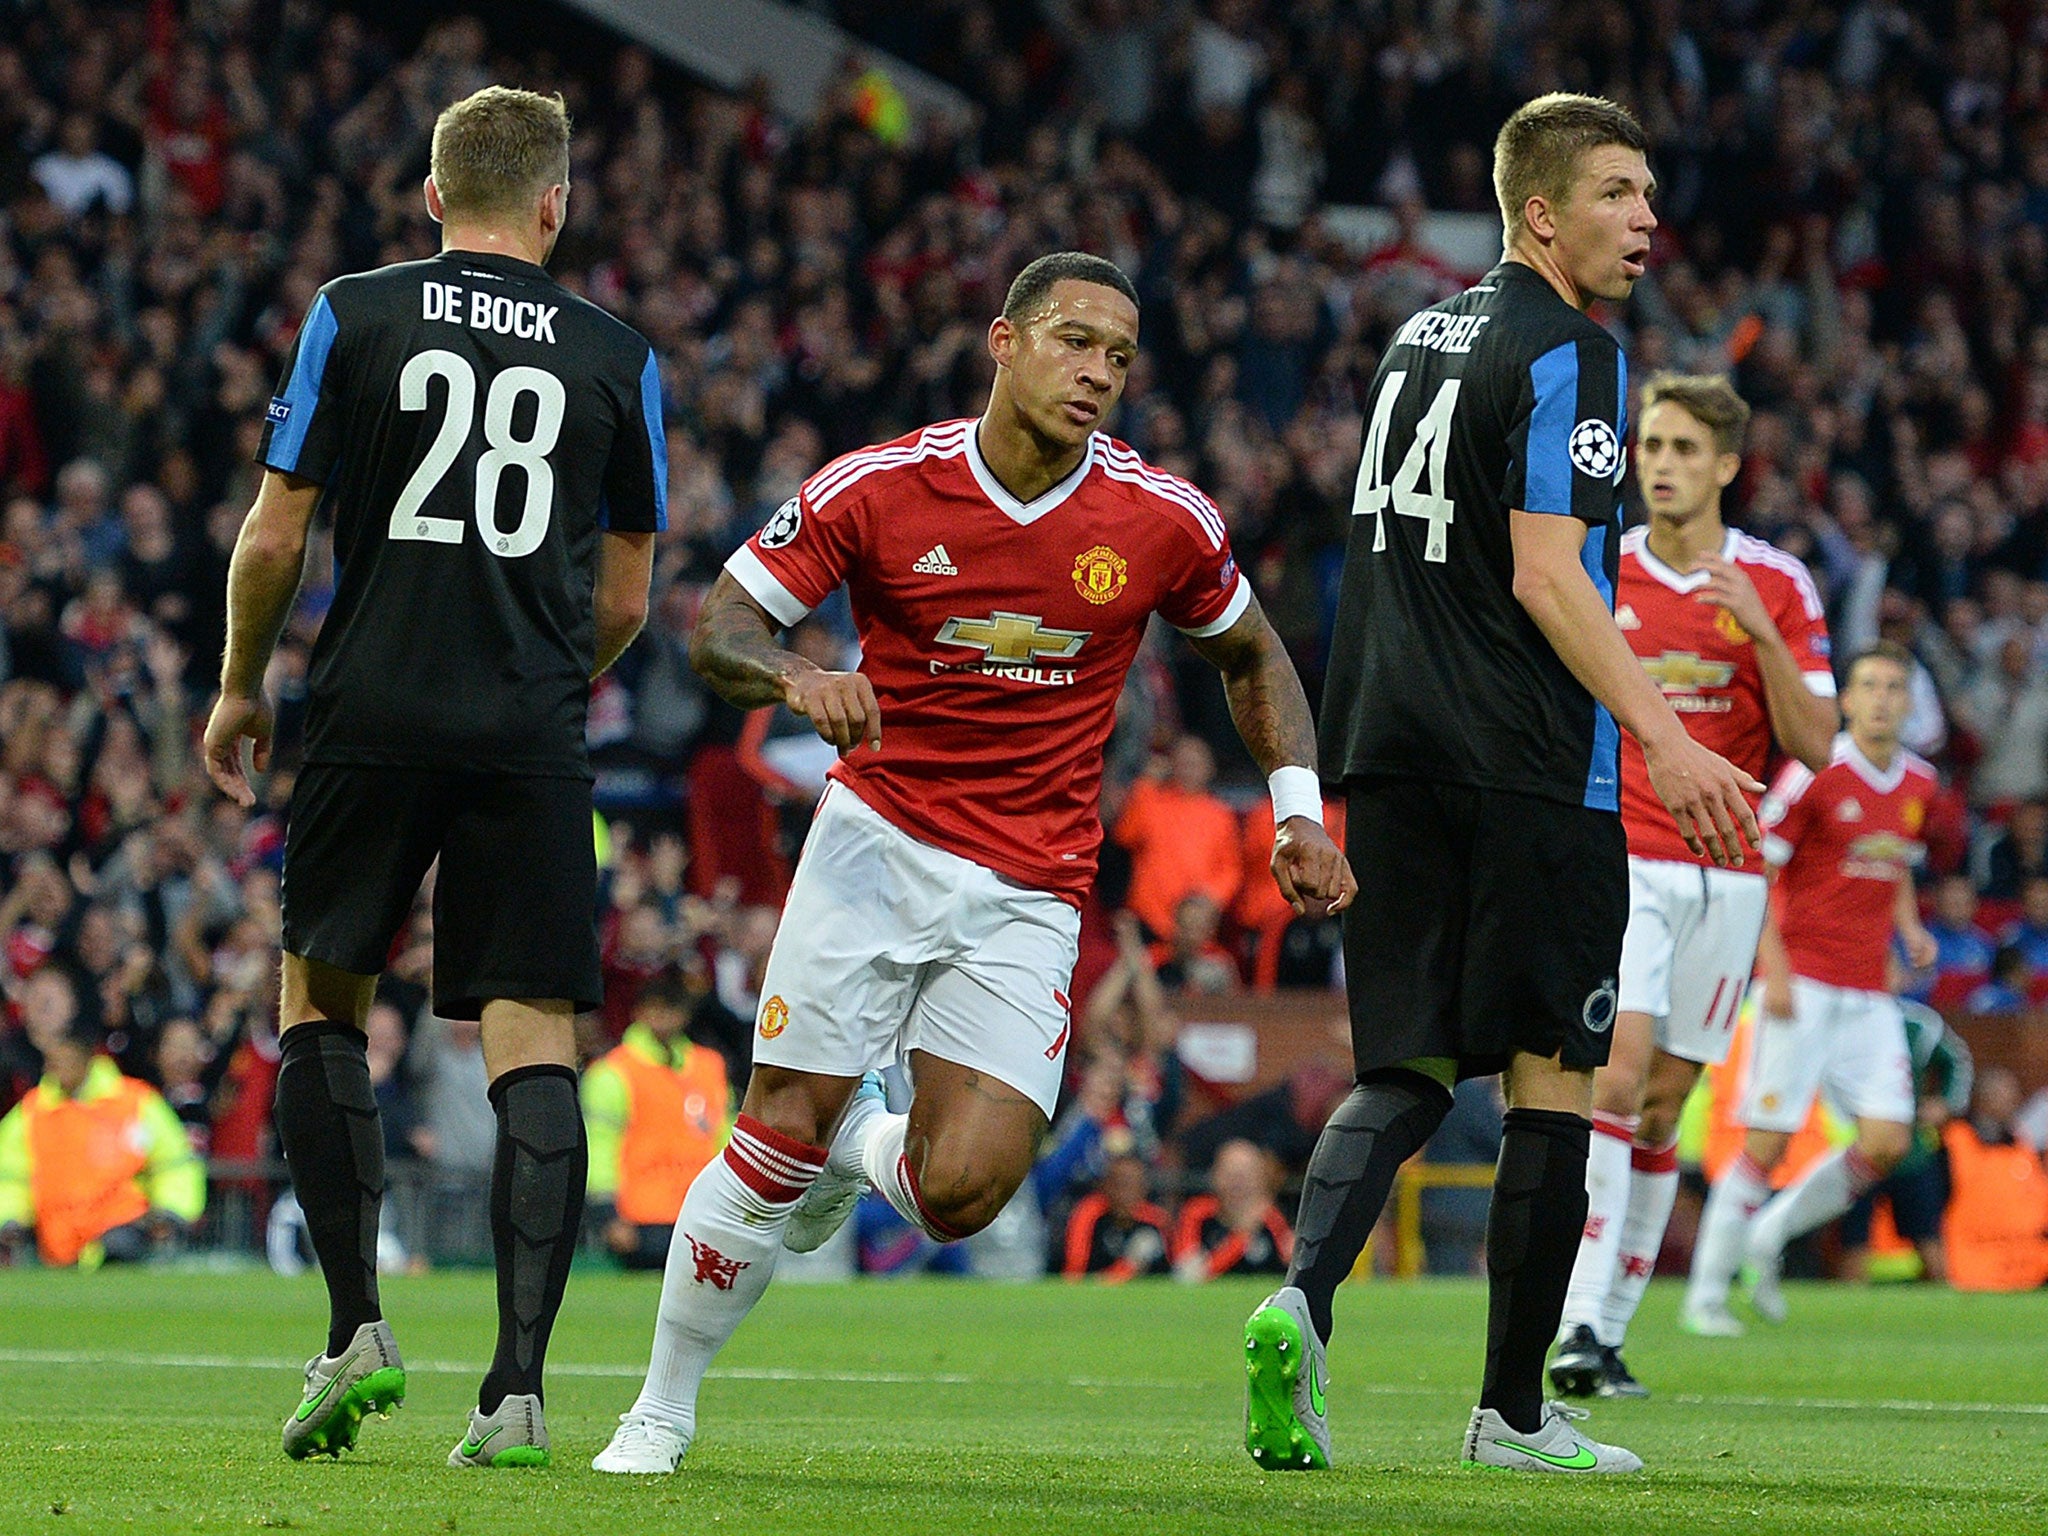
[282,765,602,1019]
[1341,775,1628,1080]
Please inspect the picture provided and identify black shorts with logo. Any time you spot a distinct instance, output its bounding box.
[1341,776,1628,1081]
[282,765,602,1019]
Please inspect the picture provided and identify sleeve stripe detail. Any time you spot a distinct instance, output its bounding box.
[1734,534,1825,619]
[805,421,972,509]
[1098,441,1228,549]
[1804,671,1838,697]
[639,348,670,533]
[267,293,339,474]
[1523,339,1579,515]
[1770,761,1816,810]
[725,545,813,627]
[1174,572,1252,637]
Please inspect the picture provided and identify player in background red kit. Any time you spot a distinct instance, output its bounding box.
[591,252,1357,1473]
[1551,375,1837,1398]
[1681,643,1938,1334]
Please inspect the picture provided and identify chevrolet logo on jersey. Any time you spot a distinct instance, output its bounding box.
[935,612,1090,664]
[1641,651,1737,693]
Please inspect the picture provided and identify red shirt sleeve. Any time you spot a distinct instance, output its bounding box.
[1760,760,1819,867]
[724,485,861,625]
[1772,571,1835,691]
[1156,502,1251,638]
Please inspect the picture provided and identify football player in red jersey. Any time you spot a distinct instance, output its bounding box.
[1681,642,1939,1334]
[1551,376,1838,1398]
[591,252,1357,1473]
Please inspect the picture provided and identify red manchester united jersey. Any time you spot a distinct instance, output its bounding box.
[1616,528,1834,867]
[1760,736,1935,991]
[726,419,1247,901]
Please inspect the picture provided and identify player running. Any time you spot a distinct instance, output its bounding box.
[1549,375,1836,1399]
[1247,93,1760,1478]
[1681,642,1938,1334]
[204,88,665,1466]
[590,251,1356,1474]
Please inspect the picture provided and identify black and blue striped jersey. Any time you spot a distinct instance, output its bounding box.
[257,248,668,778]
[1319,260,1627,811]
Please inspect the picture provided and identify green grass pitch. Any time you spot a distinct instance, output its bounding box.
[1,1268,2043,1534]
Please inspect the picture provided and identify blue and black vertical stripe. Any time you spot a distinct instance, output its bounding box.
[261,292,339,475]
[1525,335,1627,811]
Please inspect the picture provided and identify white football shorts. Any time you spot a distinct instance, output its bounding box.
[750,782,1080,1118]
[1615,857,1769,1065]
[1736,977,1915,1132]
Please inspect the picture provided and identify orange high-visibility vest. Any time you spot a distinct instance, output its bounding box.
[1942,1121,2048,1292]
[608,1042,729,1226]
[23,1076,152,1266]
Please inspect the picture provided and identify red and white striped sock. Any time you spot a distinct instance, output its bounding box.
[1602,1136,1680,1346]
[630,1114,826,1437]
[1749,1143,1884,1263]
[1686,1150,1774,1312]
[1559,1112,1638,1344]
[859,1111,969,1242]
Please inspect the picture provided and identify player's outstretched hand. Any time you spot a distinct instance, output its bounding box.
[1643,732,1763,868]
[1272,818,1358,918]
[785,666,882,754]
[203,690,274,808]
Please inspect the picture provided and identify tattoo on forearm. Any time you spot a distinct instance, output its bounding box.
[691,582,803,709]
[1221,642,1317,776]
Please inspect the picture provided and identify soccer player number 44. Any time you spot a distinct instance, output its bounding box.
[1352,371,1462,563]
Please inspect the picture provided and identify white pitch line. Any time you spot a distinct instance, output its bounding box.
[0,1348,2043,1416]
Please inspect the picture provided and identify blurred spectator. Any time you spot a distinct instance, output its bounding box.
[412,1013,494,1265]
[1058,1152,1172,1282]
[1920,873,1995,1005]
[0,1025,203,1266]
[1178,1059,1351,1175]
[1149,893,1240,995]
[1942,1067,2048,1292]
[1965,945,2033,1015]
[1955,637,2048,807]
[1417,1077,1505,1276]
[1982,801,2048,899]
[1232,796,1346,990]
[31,113,133,219]
[153,1016,214,1154]
[583,974,732,1269]
[2001,876,2048,978]
[1173,1137,1291,1280]
[1113,736,1241,941]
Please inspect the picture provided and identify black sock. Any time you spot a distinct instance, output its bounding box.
[275,1023,384,1358]
[1285,1069,1453,1344]
[1480,1107,1591,1434]
[478,1064,587,1415]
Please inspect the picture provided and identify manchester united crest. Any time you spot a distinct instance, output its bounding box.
[759,994,789,1039]
[1072,544,1129,605]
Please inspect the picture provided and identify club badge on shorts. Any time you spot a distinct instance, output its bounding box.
[1582,978,1618,1034]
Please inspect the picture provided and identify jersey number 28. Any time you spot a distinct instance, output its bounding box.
[388,349,566,558]
[1352,371,1461,563]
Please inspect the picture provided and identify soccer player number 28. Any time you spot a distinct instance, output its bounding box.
[1353,371,1462,563]
[387,348,567,558]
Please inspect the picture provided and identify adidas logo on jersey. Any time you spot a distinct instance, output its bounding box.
[913,544,960,576]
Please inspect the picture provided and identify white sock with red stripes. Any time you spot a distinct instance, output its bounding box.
[858,1110,968,1242]
[1602,1136,1680,1346]
[1559,1112,1637,1344]
[1686,1150,1773,1312]
[1747,1144,1884,1264]
[629,1114,826,1437]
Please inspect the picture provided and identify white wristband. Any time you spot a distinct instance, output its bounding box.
[1268,765,1323,828]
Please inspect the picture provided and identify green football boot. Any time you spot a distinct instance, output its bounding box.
[1243,1285,1330,1470]
[448,1393,550,1468]
[281,1320,406,1460]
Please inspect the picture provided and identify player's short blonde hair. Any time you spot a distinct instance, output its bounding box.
[1640,373,1750,457]
[1493,93,1647,242]
[430,86,571,219]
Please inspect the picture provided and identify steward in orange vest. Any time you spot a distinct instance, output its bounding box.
[583,996,731,1270]
[1941,1067,2048,1292]
[0,1032,206,1267]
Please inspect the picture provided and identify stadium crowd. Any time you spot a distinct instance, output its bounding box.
[3,0,2048,1278]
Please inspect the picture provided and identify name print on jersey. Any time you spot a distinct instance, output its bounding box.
[421,280,559,342]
